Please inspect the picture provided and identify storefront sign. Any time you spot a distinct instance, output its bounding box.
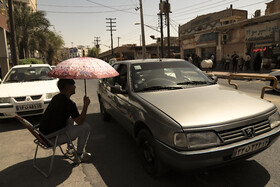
[196,32,217,45]
[245,21,280,42]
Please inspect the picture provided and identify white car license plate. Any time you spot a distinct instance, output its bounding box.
[16,103,42,111]
[232,138,269,158]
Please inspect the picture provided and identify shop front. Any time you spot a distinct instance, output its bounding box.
[245,20,280,69]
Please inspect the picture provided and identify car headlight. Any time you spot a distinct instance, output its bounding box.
[45,92,59,99]
[174,131,221,149]
[186,131,221,149]
[0,97,11,103]
[174,133,189,148]
[269,112,280,129]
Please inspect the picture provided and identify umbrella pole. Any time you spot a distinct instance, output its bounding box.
[84,79,87,96]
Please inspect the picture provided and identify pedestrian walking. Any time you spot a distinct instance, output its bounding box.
[231,51,239,73]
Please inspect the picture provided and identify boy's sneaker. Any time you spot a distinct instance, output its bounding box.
[76,152,92,163]
[66,145,76,156]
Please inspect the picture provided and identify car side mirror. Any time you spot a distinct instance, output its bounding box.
[111,85,127,94]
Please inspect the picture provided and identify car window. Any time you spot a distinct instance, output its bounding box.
[103,64,120,85]
[131,61,212,92]
[115,64,127,89]
[3,66,54,83]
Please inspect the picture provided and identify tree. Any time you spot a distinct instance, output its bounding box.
[18,58,43,65]
[14,5,50,59]
[42,30,64,65]
[13,5,65,65]
[87,47,100,57]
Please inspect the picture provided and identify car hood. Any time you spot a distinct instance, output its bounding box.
[0,80,58,97]
[137,84,275,127]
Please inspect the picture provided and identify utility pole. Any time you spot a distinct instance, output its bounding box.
[8,0,18,65]
[106,18,116,58]
[159,0,164,58]
[94,36,100,57]
[139,0,146,59]
[166,0,171,58]
[117,37,121,47]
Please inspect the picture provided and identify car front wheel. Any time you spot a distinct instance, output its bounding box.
[137,128,166,177]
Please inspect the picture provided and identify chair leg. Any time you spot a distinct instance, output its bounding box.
[33,136,58,178]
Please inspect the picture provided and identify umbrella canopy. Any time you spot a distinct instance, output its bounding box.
[48,57,119,79]
[48,57,119,96]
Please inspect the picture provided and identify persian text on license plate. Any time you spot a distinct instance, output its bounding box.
[16,103,42,111]
[232,138,269,158]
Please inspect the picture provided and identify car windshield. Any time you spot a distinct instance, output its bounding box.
[131,61,214,92]
[3,66,55,83]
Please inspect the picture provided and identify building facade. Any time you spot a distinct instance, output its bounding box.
[179,1,280,70]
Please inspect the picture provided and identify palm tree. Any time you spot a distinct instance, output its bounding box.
[14,4,50,59]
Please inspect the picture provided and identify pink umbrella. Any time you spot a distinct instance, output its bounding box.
[48,57,119,95]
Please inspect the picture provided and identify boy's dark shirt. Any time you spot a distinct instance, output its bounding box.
[39,93,79,135]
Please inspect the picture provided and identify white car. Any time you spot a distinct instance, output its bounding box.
[0,64,59,119]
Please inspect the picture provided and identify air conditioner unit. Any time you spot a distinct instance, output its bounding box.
[222,34,228,41]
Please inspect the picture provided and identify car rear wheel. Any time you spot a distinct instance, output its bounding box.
[99,99,111,121]
[137,129,166,177]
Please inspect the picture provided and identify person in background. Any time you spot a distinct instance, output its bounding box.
[245,53,251,71]
[239,57,245,71]
[225,54,231,70]
[231,51,239,73]
[253,52,262,72]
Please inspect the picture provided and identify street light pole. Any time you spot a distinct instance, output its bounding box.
[159,0,164,58]
[139,0,146,59]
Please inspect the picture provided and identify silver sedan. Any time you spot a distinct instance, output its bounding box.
[97,58,280,176]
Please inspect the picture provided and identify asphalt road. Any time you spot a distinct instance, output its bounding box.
[0,79,279,187]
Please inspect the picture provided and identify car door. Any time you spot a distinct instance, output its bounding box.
[111,64,133,133]
[99,64,120,116]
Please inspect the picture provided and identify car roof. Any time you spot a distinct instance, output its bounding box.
[11,64,51,69]
[116,58,185,65]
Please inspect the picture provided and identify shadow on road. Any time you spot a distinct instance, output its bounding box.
[85,113,271,187]
[0,115,42,133]
[0,156,75,187]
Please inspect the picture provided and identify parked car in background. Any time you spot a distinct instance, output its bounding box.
[0,64,59,119]
[98,58,280,176]
[267,70,280,92]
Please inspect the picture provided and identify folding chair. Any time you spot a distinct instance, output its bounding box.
[15,115,79,178]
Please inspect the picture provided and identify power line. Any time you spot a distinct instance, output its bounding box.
[41,9,132,14]
[172,0,238,18]
[85,0,155,16]
[38,3,135,8]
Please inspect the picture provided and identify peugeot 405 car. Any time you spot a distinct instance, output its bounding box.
[0,64,59,119]
[97,59,280,176]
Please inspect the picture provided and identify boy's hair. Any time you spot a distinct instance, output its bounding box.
[57,79,75,91]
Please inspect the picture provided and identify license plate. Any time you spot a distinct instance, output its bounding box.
[16,103,42,111]
[232,138,269,158]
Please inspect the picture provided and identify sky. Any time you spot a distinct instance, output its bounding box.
[37,0,271,53]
